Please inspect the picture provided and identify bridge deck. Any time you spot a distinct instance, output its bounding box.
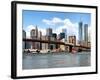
[23,38,90,49]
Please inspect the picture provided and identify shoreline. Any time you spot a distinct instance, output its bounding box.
[23,51,91,55]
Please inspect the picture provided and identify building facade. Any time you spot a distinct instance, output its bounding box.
[38,31,42,39]
[30,26,40,49]
[79,21,83,43]
[52,33,57,40]
[88,30,91,42]
[23,30,26,49]
[30,29,36,39]
[41,36,48,50]
[68,35,76,45]
[84,24,88,42]
[59,32,65,40]
[26,42,32,49]
[46,28,52,37]
[62,29,67,41]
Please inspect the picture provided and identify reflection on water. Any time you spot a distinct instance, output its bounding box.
[23,52,90,69]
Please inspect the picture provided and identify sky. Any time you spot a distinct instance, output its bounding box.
[22,10,91,40]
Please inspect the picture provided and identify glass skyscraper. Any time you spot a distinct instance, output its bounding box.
[84,24,88,42]
[79,21,83,42]
[46,28,52,37]
[62,29,67,41]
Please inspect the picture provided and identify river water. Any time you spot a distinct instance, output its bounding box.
[23,52,90,69]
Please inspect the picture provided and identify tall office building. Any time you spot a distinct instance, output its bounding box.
[23,30,26,49]
[46,28,52,49]
[35,26,38,38]
[52,33,57,40]
[38,31,42,39]
[59,32,65,40]
[79,21,83,42]
[38,31,42,50]
[84,24,88,42]
[30,26,39,49]
[30,26,38,39]
[30,29,36,49]
[62,28,67,41]
[23,30,26,39]
[88,30,91,42]
[46,28,52,37]
[30,29,36,39]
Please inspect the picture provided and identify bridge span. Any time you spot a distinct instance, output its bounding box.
[23,38,90,49]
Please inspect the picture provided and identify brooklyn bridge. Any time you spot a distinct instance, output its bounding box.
[23,38,90,52]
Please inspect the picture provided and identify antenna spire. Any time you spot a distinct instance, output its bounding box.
[80,14,83,22]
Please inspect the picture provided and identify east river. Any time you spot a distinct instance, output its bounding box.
[23,52,90,69]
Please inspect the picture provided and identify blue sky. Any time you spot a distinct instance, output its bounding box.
[22,10,91,39]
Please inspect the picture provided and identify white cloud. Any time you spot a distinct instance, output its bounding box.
[52,17,63,24]
[43,17,63,26]
[42,19,51,25]
[39,28,46,36]
[43,17,78,40]
[54,23,78,40]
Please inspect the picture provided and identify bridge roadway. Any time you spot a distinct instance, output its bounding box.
[23,38,90,49]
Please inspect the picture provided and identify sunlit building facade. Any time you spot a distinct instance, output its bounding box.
[84,24,88,42]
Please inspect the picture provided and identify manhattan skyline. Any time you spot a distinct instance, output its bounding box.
[23,10,91,40]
